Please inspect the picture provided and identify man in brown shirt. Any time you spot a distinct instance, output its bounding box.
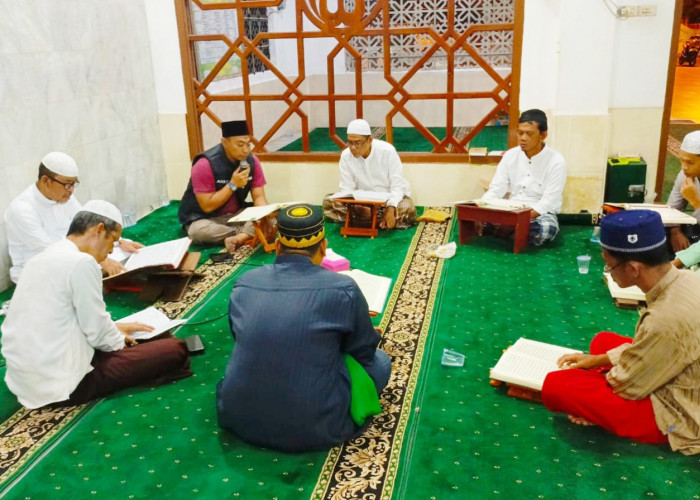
[542,209,700,455]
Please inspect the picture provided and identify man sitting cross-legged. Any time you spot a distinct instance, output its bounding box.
[216,204,391,452]
[542,210,700,455]
[322,119,416,230]
[1,201,192,409]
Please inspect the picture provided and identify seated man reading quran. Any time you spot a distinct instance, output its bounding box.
[4,152,143,283]
[541,209,700,455]
[666,130,700,252]
[480,109,567,246]
[322,118,416,229]
[1,201,192,409]
[178,120,269,253]
[216,204,392,452]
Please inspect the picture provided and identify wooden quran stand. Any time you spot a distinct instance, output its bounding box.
[103,252,202,302]
[333,198,386,238]
[243,214,279,253]
[456,204,531,254]
[490,379,542,403]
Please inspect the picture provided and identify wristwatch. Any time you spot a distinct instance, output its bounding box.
[227,181,237,192]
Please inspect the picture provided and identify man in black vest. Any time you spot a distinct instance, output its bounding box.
[178,120,269,252]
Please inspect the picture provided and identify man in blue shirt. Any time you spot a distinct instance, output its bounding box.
[216,204,391,451]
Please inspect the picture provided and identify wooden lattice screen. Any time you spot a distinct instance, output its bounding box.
[175,0,524,161]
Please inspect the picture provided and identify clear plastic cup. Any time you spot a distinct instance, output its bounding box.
[577,255,591,274]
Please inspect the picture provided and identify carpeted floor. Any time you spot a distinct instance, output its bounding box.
[1,206,700,499]
[277,126,508,153]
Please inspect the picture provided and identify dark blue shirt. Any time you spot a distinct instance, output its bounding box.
[216,254,381,452]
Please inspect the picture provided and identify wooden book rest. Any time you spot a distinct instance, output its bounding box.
[490,379,542,403]
[333,198,386,238]
[104,252,202,302]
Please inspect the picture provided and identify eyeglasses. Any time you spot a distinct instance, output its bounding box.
[46,175,79,190]
[347,137,369,148]
[604,261,624,273]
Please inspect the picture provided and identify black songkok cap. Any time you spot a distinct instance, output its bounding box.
[277,204,326,249]
[519,109,548,131]
[222,120,250,138]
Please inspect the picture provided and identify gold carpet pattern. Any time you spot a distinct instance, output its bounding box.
[0,246,256,491]
[0,404,92,488]
[155,245,255,319]
[312,207,453,500]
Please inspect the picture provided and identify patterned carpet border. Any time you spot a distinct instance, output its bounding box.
[0,246,257,494]
[311,207,453,500]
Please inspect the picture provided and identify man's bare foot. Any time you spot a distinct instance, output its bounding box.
[568,414,595,426]
[494,225,515,238]
[224,234,251,254]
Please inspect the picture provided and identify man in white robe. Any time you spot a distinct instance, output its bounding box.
[4,152,142,283]
[1,201,191,409]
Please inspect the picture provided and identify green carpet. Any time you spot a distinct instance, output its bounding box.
[2,208,700,499]
[394,222,700,498]
[277,126,508,153]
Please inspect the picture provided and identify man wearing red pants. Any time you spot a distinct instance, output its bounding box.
[542,209,700,455]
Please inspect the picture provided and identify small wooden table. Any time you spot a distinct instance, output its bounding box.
[333,198,386,238]
[456,204,531,254]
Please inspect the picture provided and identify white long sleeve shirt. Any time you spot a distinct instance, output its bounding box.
[1,239,125,408]
[483,144,567,215]
[4,184,82,283]
[338,139,411,208]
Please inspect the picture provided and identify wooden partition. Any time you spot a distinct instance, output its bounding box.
[175,0,524,162]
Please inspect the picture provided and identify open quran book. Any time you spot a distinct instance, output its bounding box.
[604,272,645,302]
[604,203,697,225]
[490,338,582,391]
[104,237,192,281]
[116,307,187,340]
[227,201,305,223]
[452,198,530,211]
[338,269,392,314]
[329,190,392,203]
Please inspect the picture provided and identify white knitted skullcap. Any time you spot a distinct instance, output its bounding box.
[80,200,123,227]
[347,119,371,136]
[681,131,700,155]
[41,152,79,177]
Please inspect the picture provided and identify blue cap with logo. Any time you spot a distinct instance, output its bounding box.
[600,209,666,253]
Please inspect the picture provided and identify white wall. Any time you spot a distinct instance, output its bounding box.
[0,0,169,291]
[520,0,674,209]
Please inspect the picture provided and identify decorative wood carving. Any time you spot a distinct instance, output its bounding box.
[175,0,524,161]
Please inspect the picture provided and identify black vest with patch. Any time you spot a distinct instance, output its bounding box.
[177,144,255,227]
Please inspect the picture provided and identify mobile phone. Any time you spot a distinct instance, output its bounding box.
[185,335,205,355]
[210,253,233,263]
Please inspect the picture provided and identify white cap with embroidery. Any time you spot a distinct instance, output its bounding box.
[681,131,700,155]
[41,152,79,177]
[347,119,371,135]
[80,200,123,227]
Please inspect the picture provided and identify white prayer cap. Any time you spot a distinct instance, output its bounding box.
[80,200,123,227]
[41,152,79,177]
[347,119,371,136]
[681,131,700,155]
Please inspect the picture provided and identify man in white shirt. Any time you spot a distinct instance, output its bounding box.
[323,119,416,229]
[666,131,700,252]
[481,109,567,246]
[1,201,191,409]
[4,152,142,283]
